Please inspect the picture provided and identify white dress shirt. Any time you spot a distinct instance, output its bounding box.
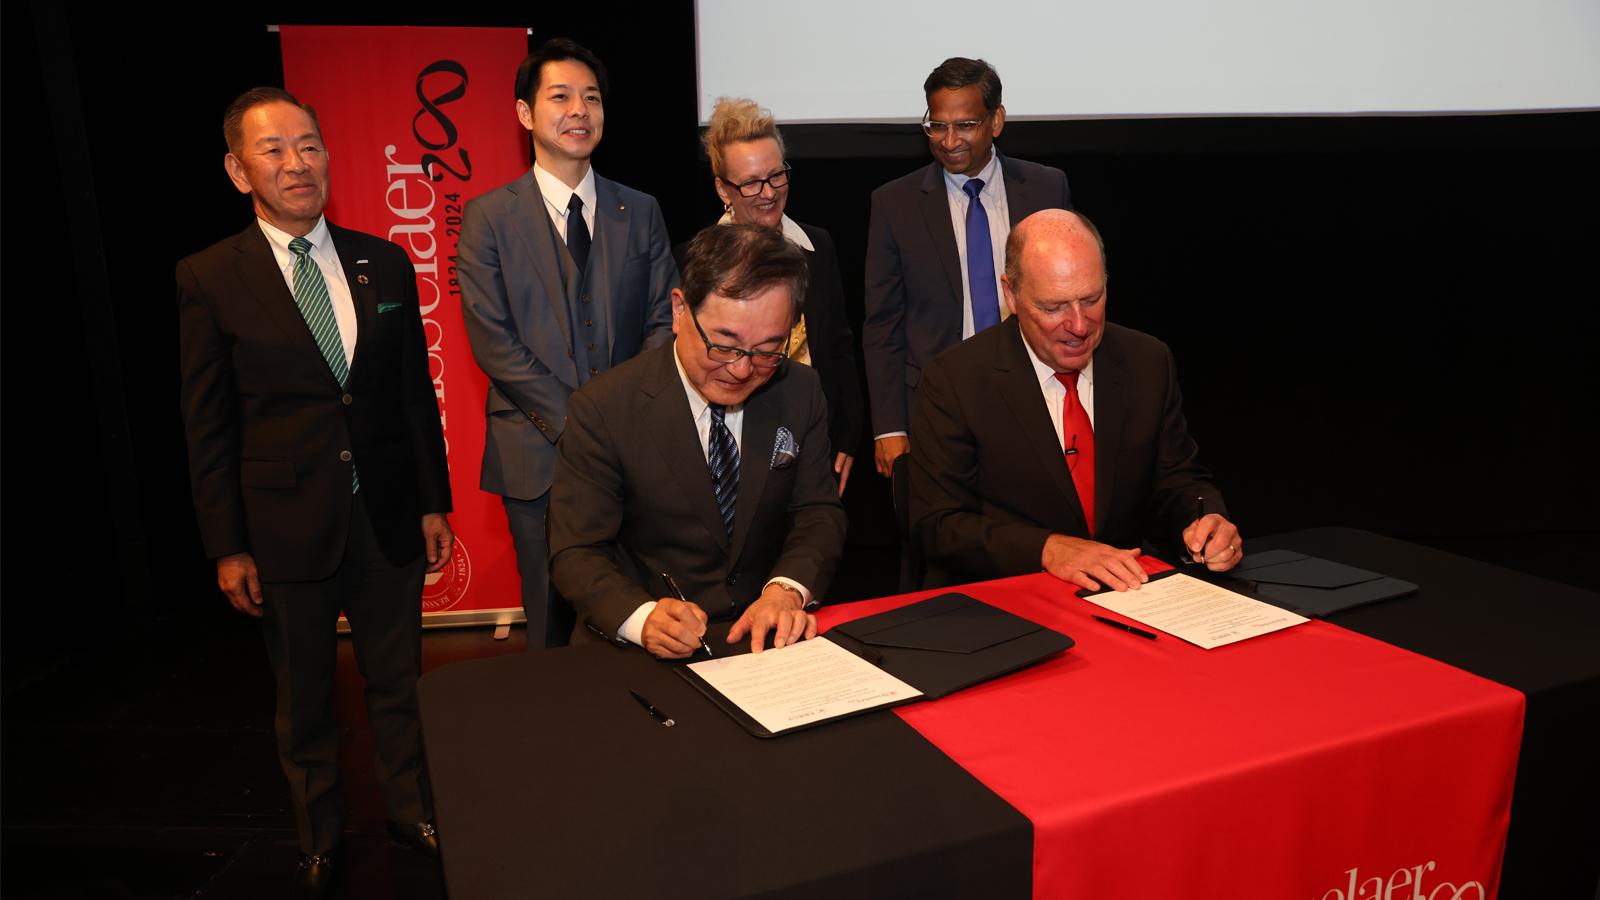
[532,162,597,240]
[1020,336,1096,448]
[258,216,356,364]
[616,344,814,646]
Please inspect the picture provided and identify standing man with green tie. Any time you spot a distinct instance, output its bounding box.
[176,87,454,897]
[457,38,676,648]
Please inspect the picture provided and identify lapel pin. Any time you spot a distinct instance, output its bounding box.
[357,274,370,285]
[356,258,369,264]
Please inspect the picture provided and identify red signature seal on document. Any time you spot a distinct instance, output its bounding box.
[421,539,472,613]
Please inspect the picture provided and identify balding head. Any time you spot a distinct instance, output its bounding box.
[1001,209,1109,373]
[1003,208,1106,295]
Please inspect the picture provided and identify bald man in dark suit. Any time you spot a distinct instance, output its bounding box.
[911,210,1242,592]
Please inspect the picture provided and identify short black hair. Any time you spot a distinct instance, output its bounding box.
[223,87,321,157]
[515,38,609,104]
[923,57,1003,112]
[680,224,808,321]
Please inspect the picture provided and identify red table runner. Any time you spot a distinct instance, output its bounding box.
[816,564,1524,899]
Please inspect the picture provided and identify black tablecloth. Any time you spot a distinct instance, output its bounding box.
[419,624,1031,900]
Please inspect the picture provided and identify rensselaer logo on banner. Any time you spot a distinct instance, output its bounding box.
[384,58,475,604]
[1317,860,1485,900]
[383,58,473,446]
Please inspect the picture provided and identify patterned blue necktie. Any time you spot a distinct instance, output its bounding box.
[963,178,1001,333]
[288,236,358,493]
[706,404,739,541]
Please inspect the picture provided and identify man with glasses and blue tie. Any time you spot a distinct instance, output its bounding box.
[549,225,846,658]
[862,57,1073,483]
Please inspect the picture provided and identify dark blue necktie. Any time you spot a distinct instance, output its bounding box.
[963,178,1000,333]
[707,405,739,540]
[566,193,590,273]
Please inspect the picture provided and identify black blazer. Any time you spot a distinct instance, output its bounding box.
[549,344,847,642]
[909,318,1224,588]
[672,220,865,459]
[177,221,451,581]
[862,153,1072,438]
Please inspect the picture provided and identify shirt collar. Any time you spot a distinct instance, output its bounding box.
[1019,327,1094,393]
[257,216,331,269]
[942,150,1002,195]
[532,162,597,218]
[715,210,815,252]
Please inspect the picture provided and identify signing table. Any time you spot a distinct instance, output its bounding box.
[420,532,1531,899]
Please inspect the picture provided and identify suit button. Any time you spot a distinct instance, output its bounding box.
[583,319,592,327]
[339,450,353,462]
[589,367,598,376]
[341,393,353,405]
[726,572,739,585]
[587,342,596,351]
[581,294,591,304]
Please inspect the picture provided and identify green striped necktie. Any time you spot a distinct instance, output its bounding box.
[288,236,358,493]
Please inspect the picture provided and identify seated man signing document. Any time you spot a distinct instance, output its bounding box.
[910,209,1241,591]
[550,225,847,657]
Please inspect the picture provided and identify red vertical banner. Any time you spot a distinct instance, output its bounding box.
[281,26,530,623]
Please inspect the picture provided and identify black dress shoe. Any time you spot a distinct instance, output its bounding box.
[387,820,441,858]
[292,847,344,899]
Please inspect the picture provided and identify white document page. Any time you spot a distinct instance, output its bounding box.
[687,636,923,734]
[1088,572,1308,649]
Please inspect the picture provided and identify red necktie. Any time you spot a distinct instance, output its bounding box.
[1055,372,1095,535]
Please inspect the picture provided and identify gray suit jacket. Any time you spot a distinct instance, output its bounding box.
[457,169,676,500]
[549,344,848,643]
[862,153,1072,437]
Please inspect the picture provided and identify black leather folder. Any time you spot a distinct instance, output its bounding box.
[676,595,1073,738]
[825,593,1075,700]
[1235,549,1417,617]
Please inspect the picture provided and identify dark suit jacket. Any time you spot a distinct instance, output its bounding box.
[548,344,848,642]
[177,221,451,581]
[457,169,676,501]
[862,153,1072,437]
[672,220,866,458]
[909,318,1225,588]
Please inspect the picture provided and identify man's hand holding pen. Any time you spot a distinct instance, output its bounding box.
[641,598,711,660]
[1185,497,1243,571]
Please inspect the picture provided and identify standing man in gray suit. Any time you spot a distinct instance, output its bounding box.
[458,38,676,647]
[862,57,1073,480]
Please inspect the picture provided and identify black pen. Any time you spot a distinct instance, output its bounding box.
[1093,614,1158,641]
[660,572,714,658]
[629,689,675,727]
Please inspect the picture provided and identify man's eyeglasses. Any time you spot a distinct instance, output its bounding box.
[720,165,792,198]
[687,301,788,369]
[921,111,990,138]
